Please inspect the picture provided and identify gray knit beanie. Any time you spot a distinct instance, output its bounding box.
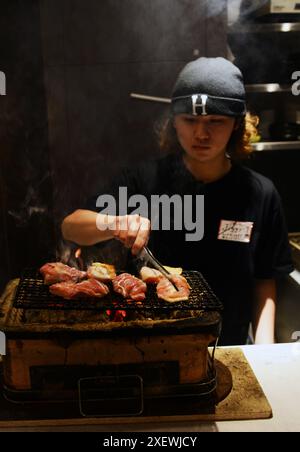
[172,57,246,117]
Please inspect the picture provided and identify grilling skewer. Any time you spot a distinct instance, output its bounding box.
[137,246,181,293]
[137,247,172,279]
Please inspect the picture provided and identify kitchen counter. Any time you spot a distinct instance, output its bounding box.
[216,343,300,432]
[0,343,299,432]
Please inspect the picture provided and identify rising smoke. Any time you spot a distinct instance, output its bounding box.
[207,0,268,21]
[8,172,50,227]
[227,0,270,24]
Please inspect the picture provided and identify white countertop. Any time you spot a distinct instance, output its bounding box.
[216,343,300,432]
[0,343,299,432]
[130,343,300,433]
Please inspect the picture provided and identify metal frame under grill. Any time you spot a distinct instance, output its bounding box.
[13,268,223,312]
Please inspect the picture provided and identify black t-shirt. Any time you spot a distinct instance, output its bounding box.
[84,152,294,345]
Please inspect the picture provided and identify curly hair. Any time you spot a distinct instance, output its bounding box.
[157,112,260,161]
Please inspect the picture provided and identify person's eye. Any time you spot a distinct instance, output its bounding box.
[184,117,196,123]
[210,118,224,124]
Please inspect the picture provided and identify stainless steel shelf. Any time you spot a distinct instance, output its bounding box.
[228,22,300,34]
[246,84,291,93]
[252,141,300,151]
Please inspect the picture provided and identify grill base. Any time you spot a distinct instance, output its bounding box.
[3,332,218,391]
[0,278,223,414]
[1,359,233,418]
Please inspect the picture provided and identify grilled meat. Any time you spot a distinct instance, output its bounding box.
[49,278,109,300]
[157,275,191,303]
[140,266,190,302]
[140,267,164,284]
[87,262,116,282]
[40,262,86,285]
[140,266,183,283]
[112,273,147,301]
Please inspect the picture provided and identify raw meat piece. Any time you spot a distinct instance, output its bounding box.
[40,262,86,285]
[156,275,191,303]
[113,273,147,301]
[49,278,109,300]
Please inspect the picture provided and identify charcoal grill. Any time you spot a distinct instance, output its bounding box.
[13,268,223,312]
[0,273,226,416]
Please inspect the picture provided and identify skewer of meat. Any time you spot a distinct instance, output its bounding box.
[40,262,86,285]
[112,273,147,302]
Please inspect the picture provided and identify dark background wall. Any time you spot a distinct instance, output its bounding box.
[0,0,299,294]
[0,0,55,292]
[40,0,226,221]
[0,0,227,289]
[246,150,300,232]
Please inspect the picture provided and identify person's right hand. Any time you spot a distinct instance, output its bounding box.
[113,215,151,256]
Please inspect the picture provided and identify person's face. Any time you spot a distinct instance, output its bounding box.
[174,114,237,164]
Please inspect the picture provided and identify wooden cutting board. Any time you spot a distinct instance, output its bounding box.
[0,347,272,427]
[213,347,272,421]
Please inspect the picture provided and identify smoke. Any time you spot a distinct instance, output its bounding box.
[227,0,270,24]
[239,0,270,20]
[56,239,130,271]
[206,0,227,19]
[226,0,295,85]
[206,0,269,21]
[56,240,79,267]
[8,172,51,227]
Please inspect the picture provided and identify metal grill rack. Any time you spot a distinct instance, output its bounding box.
[13,268,223,312]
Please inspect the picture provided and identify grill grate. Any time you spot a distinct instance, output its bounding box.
[13,268,223,312]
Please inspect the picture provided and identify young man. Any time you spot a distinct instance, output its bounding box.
[62,57,293,345]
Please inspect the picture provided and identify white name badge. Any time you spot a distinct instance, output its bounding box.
[218,220,254,243]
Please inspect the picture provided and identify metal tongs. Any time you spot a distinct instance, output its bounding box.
[137,246,173,280]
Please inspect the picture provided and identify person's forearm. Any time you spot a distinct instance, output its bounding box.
[62,209,115,246]
[252,279,276,344]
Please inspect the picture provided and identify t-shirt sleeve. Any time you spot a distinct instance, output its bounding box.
[254,186,294,279]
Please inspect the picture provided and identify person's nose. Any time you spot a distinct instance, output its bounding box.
[194,121,209,140]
